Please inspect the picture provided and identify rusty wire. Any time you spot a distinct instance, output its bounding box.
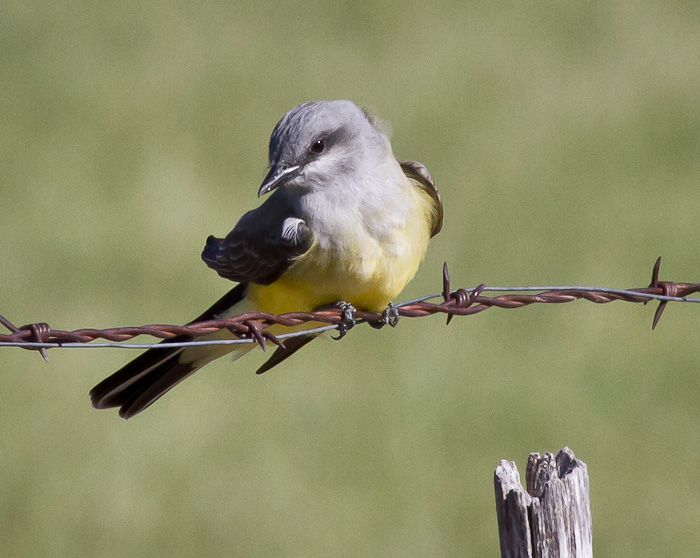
[1,258,699,361]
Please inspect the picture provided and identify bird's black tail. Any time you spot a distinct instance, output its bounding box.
[89,283,248,419]
[89,345,199,419]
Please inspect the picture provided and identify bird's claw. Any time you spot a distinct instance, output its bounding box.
[368,302,400,330]
[332,301,356,340]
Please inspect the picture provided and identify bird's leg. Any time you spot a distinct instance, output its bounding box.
[368,302,400,330]
[332,301,356,340]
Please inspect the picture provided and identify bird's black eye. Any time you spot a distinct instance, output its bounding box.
[309,138,325,155]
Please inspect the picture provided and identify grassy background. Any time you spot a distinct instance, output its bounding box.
[2,1,700,556]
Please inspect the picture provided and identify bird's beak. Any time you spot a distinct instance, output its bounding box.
[258,164,301,197]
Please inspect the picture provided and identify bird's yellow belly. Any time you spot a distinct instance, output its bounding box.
[247,184,436,315]
[248,232,429,314]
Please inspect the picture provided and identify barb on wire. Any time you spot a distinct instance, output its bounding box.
[1,257,699,362]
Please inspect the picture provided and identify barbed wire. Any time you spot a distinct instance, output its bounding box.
[1,258,698,362]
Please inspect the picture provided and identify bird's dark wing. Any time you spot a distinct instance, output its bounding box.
[201,193,314,285]
[254,333,318,375]
[399,159,443,237]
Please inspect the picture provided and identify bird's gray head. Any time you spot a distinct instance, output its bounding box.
[258,100,392,197]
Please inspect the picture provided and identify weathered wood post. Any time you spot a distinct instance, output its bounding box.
[494,447,592,558]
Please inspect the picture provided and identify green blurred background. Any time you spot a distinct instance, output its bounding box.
[1,1,699,556]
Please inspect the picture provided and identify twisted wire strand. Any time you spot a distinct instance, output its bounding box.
[1,258,698,356]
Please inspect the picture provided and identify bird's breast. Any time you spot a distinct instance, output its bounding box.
[248,180,435,314]
[274,222,430,313]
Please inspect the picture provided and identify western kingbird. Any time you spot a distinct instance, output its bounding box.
[90,100,443,418]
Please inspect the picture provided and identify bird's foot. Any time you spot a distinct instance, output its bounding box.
[332,301,356,340]
[368,302,400,330]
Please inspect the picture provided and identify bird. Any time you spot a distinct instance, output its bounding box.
[89,100,443,419]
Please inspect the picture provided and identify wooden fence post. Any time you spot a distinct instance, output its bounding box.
[494,447,592,558]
